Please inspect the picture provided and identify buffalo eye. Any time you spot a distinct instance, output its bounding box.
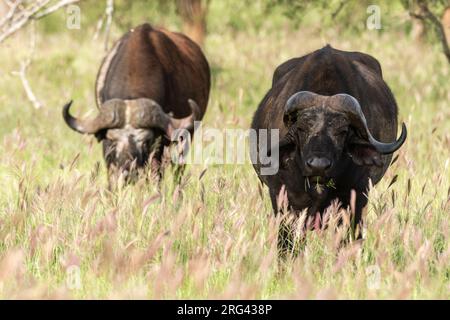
[336,127,348,137]
[142,140,151,151]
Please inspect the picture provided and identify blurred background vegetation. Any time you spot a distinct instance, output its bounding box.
[2,1,449,48]
[0,0,448,299]
[25,0,449,50]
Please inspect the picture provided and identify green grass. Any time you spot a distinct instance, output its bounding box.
[0,4,449,299]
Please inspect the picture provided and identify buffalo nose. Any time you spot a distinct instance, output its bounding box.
[306,157,332,172]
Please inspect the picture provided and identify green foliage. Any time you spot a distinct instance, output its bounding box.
[0,0,448,299]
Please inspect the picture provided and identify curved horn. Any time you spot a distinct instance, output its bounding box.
[331,94,407,154]
[171,99,201,131]
[62,100,125,134]
[134,98,201,138]
[284,91,322,126]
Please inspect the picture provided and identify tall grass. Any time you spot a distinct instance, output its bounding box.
[0,5,448,299]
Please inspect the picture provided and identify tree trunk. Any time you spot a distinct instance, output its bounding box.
[412,3,427,41]
[177,0,208,47]
[442,6,450,47]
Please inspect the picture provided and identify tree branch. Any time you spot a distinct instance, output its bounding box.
[0,1,22,30]
[93,0,114,52]
[409,0,450,63]
[331,1,347,20]
[0,0,81,45]
[104,0,114,51]
[11,22,43,109]
[33,0,79,19]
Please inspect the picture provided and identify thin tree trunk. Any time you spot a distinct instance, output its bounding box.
[442,6,450,47]
[409,0,450,64]
[177,0,208,47]
[412,2,426,41]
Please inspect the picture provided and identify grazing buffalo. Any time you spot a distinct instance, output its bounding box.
[63,23,210,186]
[251,45,407,251]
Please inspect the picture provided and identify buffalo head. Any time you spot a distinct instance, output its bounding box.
[63,98,200,184]
[278,91,407,183]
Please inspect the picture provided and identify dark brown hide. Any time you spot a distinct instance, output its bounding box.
[64,23,210,185]
[251,45,406,251]
[95,23,210,118]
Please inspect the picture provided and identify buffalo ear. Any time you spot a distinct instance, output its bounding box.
[346,134,383,167]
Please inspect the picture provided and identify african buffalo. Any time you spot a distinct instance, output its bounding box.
[63,23,210,186]
[251,45,407,252]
